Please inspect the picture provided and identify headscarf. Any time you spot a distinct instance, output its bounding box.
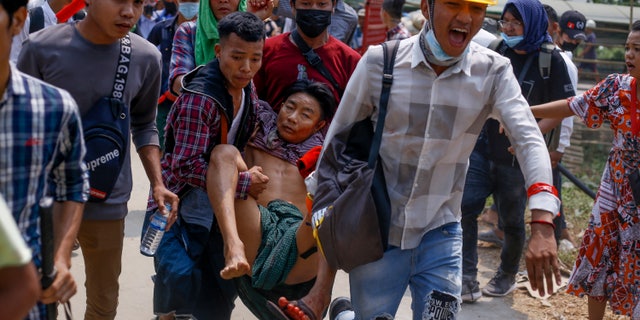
[502,0,552,54]
[195,0,247,66]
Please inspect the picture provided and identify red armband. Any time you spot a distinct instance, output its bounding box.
[527,183,558,198]
[529,220,556,230]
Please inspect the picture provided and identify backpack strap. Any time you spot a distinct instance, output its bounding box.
[29,6,45,34]
[538,42,555,80]
[538,42,559,150]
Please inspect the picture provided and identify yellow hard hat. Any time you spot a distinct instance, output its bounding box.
[466,0,498,5]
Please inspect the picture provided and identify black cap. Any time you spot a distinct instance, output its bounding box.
[560,10,587,40]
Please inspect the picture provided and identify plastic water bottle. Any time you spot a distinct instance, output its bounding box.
[140,204,171,256]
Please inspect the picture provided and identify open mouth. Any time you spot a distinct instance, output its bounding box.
[449,28,468,47]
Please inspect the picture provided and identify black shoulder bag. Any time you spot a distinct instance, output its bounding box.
[311,40,399,272]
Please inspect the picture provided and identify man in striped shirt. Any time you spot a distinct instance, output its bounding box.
[280,0,562,318]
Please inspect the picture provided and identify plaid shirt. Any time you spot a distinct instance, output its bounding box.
[152,87,254,211]
[1,64,89,320]
[386,22,412,41]
[168,21,197,93]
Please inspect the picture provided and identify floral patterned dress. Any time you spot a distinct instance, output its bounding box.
[566,74,640,317]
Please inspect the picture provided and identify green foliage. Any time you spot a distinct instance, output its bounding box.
[574,45,625,61]
[597,46,626,61]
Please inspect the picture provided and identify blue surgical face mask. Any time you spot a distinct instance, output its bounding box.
[423,27,467,67]
[179,2,199,20]
[500,32,524,48]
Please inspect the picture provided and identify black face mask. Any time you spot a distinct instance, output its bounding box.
[295,9,332,38]
[560,41,578,52]
[164,1,178,15]
[144,5,155,16]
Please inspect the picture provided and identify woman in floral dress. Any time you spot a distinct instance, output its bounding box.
[531,20,640,319]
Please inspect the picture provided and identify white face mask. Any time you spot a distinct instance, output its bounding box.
[178,2,199,20]
[422,26,467,67]
[500,32,523,48]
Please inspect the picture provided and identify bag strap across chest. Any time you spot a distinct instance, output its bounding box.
[368,40,400,167]
[291,30,343,96]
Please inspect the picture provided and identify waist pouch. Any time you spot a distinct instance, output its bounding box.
[82,97,129,202]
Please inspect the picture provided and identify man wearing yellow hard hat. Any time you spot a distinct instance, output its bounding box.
[269,0,562,318]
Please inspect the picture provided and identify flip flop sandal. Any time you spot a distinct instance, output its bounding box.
[266,298,317,320]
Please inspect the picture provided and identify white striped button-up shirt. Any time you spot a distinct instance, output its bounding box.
[319,33,560,249]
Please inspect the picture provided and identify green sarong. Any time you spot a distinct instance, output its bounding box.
[234,199,315,319]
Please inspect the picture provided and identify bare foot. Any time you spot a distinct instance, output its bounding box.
[220,245,251,279]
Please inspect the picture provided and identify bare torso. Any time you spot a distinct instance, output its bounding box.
[243,145,317,284]
[244,146,308,214]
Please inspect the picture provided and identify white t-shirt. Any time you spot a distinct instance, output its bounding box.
[557,50,577,153]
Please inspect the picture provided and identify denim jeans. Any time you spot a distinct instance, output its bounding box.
[461,150,527,279]
[349,222,462,320]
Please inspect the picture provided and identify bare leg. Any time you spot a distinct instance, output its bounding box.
[285,211,319,284]
[278,257,336,320]
[207,144,251,280]
[587,297,606,320]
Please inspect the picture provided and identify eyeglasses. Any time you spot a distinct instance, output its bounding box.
[498,20,523,29]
